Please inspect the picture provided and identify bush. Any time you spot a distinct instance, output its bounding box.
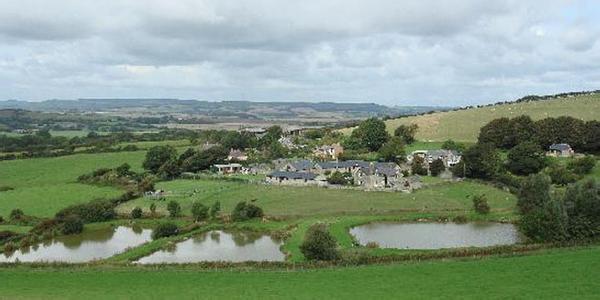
[167,201,181,218]
[149,203,157,216]
[567,156,596,175]
[546,164,578,186]
[441,140,465,152]
[0,186,14,192]
[299,223,339,261]
[131,207,143,219]
[472,194,490,214]
[61,215,84,235]
[507,142,547,176]
[327,171,349,185]
[0,216,4,223]
[231,201,264,222]
[9,209,24,220]
[56,200,115,223]
[0,231,17,242]
[210,201,221,219]
[152,222,179,239]
[411,156,428,176]
[191,202,209,222]
[429,158,445,176]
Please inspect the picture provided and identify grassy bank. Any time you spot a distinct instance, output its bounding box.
[1,245,598,299]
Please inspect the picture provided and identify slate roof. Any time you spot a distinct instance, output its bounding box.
[374,162,399,177]
[549,143,572,151]
[315,160,370,170]
[289,159,314,171]
[268,171,317,180]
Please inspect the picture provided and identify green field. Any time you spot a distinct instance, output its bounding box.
[342,94,600,142]
[0,151,146,218]
[1,246,598,299]
[117,178,516,217]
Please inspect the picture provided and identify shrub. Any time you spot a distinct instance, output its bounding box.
[411,156,428,176]
[3,241,16,253]
[441,140,465,152]
[507,142,547,175]
[9,209,24,220]
[365,241,380,249]
[152,223,179,239]
[210,201,221,219]
[472,194,490,214]
[546,164,578,186]
[567,156,596,175]
[452,215,468,223]
[167,201,181,217]
[327,171,349,185]
[0,231,17,242]
[0,186,14,192]
[31,219,60,235]
[61,215,84,235]
[299,223,339,261]
[149,203,157,216]
[429,158,445,177]
[0,216,4,223]
[191,202,209,222]
[56,200,115,223]
[231,201,264,222]
[131,207,143,219]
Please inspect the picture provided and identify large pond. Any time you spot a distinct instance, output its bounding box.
[136,230,285,264]
[350,222,522,249]
[0,225,152,263]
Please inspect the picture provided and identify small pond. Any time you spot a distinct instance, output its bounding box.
[136,230,285,264]
[350,222,522,249]
[0,225,152,263]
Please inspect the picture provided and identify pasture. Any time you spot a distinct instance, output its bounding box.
[342,95,600,142]
[1,245,598,299]
[116,178,517,217]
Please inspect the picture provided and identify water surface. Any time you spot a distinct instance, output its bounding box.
[350,222,521,249]
[0,225,152,263]
[136,230,285,264]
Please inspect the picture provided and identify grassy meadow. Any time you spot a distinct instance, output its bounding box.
[0,151,146,218]
[342,94,600,142]
[1,245,599,299]
[116,178,516,217]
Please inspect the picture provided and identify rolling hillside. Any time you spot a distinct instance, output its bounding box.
[342,93,600,142]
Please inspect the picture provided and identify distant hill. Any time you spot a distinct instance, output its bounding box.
[341,92,600,142]
[0,99,451,125]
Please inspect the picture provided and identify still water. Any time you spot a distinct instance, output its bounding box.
[350,222,522,249]
[0,225,152,263]
[136,230,285,264]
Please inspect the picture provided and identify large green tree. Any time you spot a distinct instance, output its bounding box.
[507,141,547,175]
[478,117,512,148]
[393,124,418,145]
[378,136,406,163]
[143,145,177,173]
[349,118,390,152]
[461,143,502,179]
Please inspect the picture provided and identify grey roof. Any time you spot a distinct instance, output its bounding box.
[315,160,370,170]
[289,159,314,171]
[549,143,572,151]
[427,149,460,158]
[268,171,317,180]
[374,162,399,177]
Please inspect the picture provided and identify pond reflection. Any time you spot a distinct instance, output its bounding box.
[0,226,152,263]
[136,230,285,264]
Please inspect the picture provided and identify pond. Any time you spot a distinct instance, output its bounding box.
[136,230,285,264]
[0,225,152,263]
[349,222,522,249]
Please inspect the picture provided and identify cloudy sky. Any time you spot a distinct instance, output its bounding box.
[0,0,599,106]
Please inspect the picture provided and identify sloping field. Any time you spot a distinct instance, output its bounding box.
[1,246,599,299]
[0,151,146,218]
[343,94,600,142]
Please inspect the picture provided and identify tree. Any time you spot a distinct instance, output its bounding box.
[158,158,182,179]
[61,215,84,235]
[327,171,349,185]
[546,164,577,186]
[534,116,586,150]
[461,143,501,179]
[115,163,131,177]
[567,156,596,175]
[143,145,177,173]
[181,146,228,173]
[210,201,221,219]
[378,136,406,163]
[299,223,339,261]
[429,158,445,177]
[411,156,428,176]
[131,207,143,219]
[563,179,600,239]
[191,202,209,222]
[260,126,283,147]
[441,140,465,152]
[517,174,552,215]
[152,222,179,239]
[472,194,490,214]
[231,201,264,221]
[582,120,600,153]
[349,118,390,152]
[507,142,547,176]
[167,201,181,218]
[478,117,512,148]
[394,124,418,144]
[505,115,537,148]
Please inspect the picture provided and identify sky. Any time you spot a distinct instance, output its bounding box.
[0,0,599,106]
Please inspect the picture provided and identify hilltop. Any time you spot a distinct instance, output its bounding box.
[342,92,600,142]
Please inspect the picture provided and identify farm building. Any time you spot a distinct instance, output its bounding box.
[547,143,575,157]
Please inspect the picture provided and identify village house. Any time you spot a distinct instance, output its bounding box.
[240,127,267,138]
[227,149,248,161]
[314,160,370,175]
[284,159,314,172]
[213,163,243,174]
[407,149,462,167]
[265,171,319,185]
[313,143,344,159]
[547,143,575,157]
[278,136,297,149]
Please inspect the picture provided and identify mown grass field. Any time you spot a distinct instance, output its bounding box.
[116,178,516,217]
[0,151,146,218]
[1,246,598,299]
[342,94,600,142]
